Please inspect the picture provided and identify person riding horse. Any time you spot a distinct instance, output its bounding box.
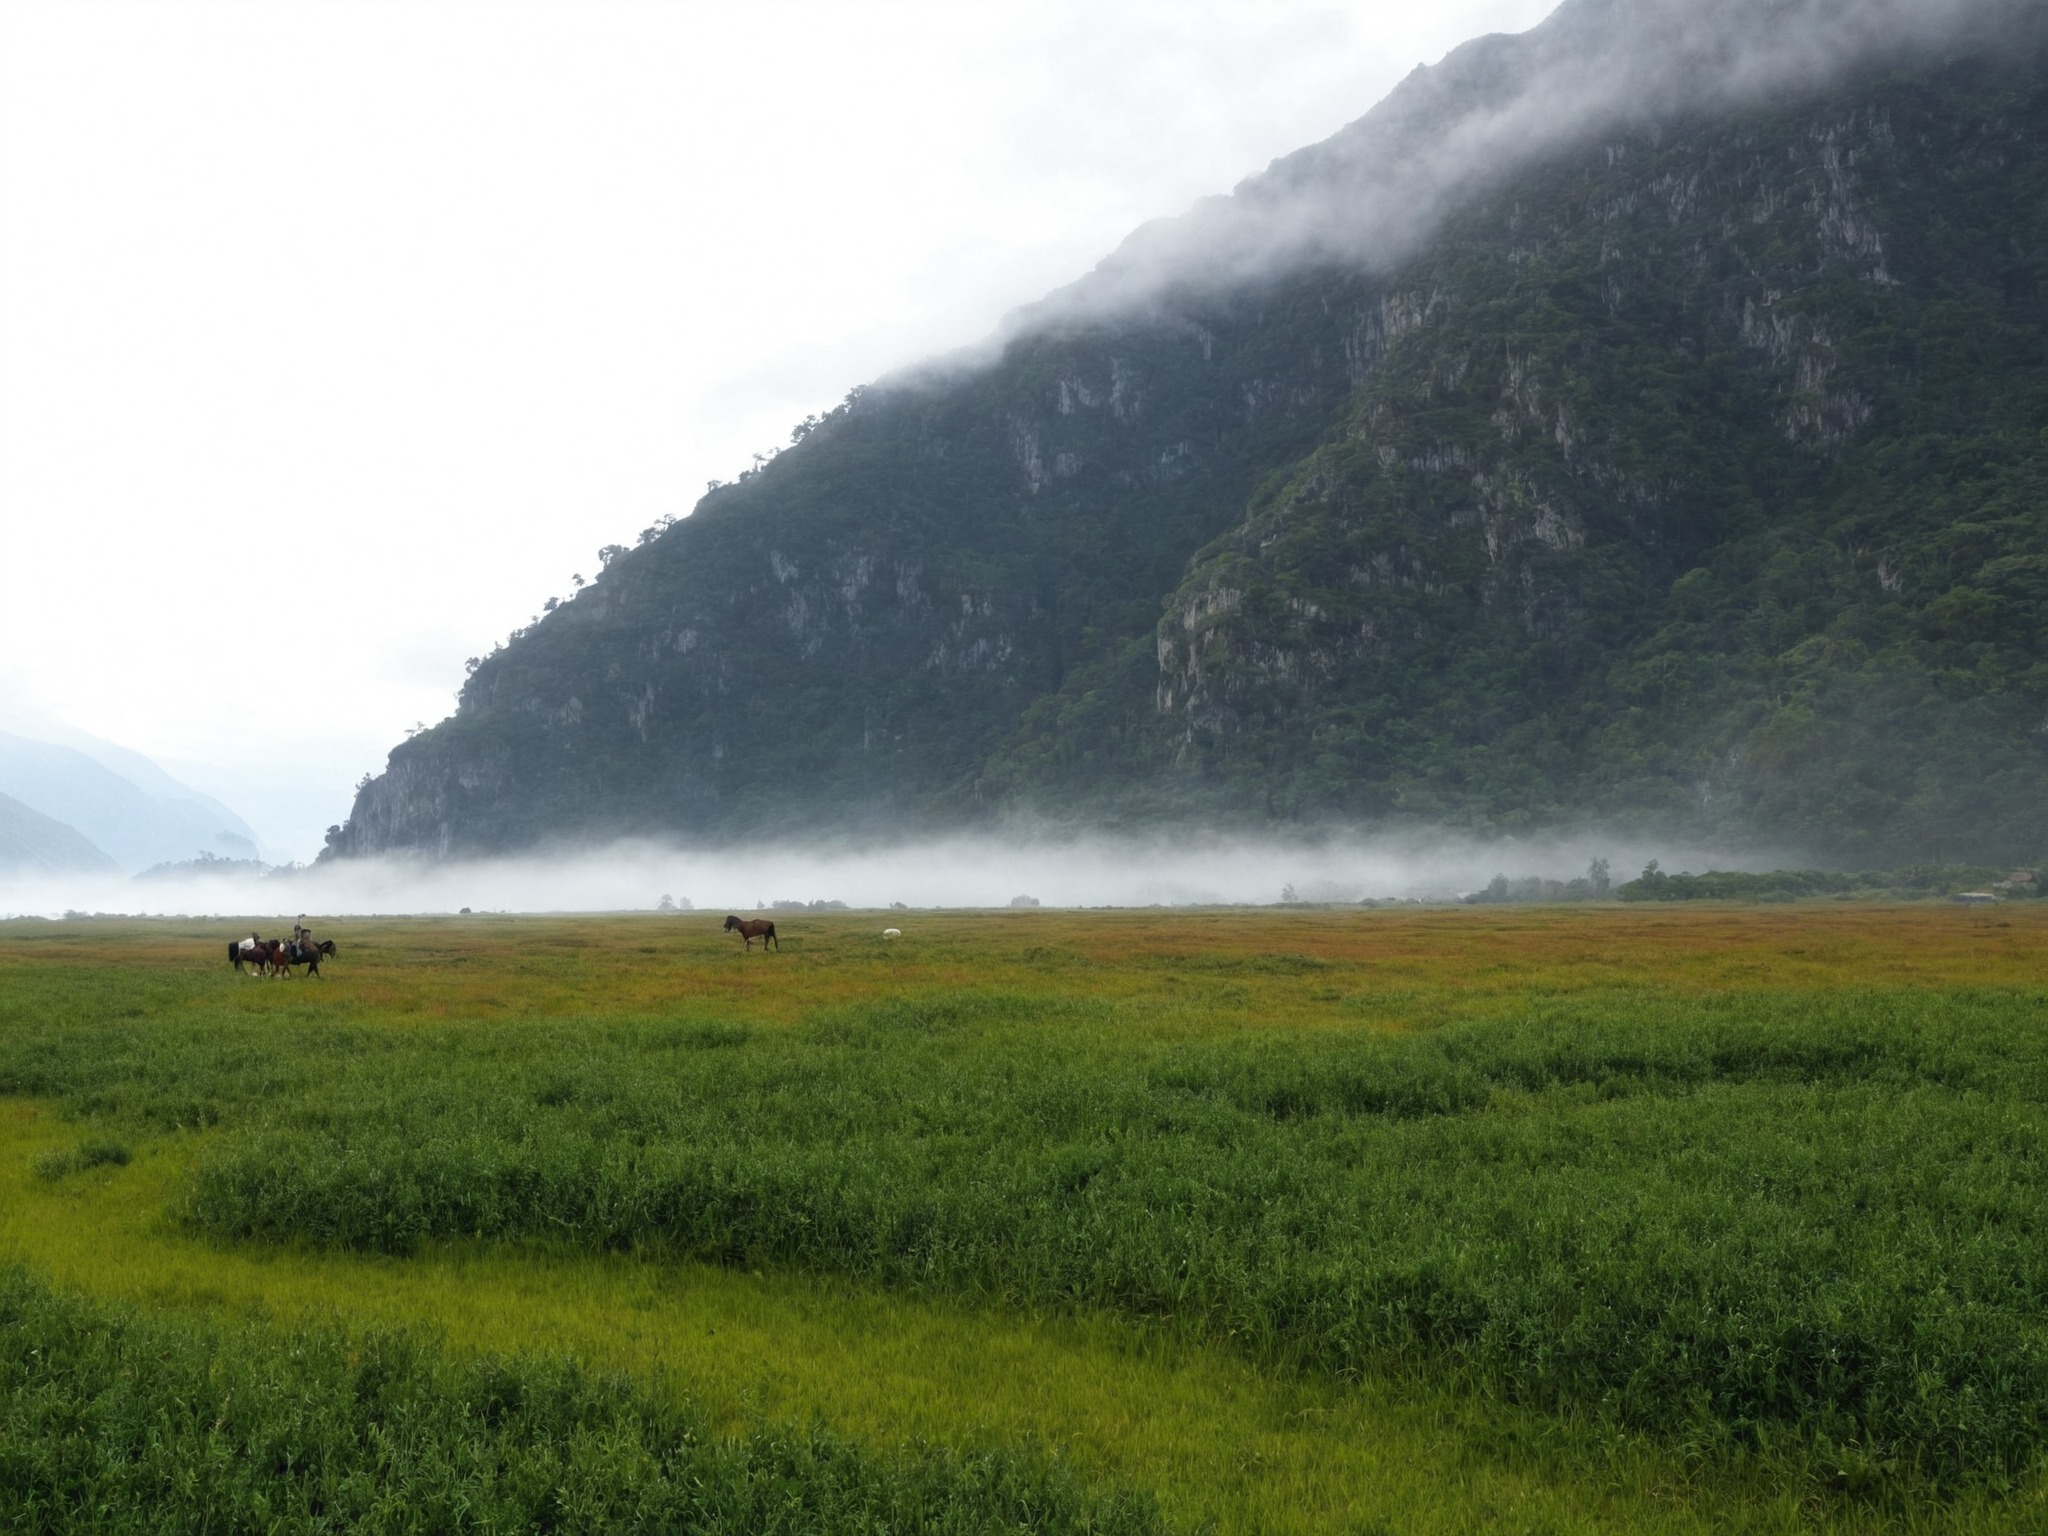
[225,920,335,978]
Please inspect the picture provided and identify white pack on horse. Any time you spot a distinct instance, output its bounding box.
[230,933,286,975]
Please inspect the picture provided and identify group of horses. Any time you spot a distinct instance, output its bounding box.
[229,919,769,974]
[228,932,337,978]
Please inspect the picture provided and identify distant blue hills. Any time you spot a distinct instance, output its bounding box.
[0,728,262,875]
[0,791,121,875]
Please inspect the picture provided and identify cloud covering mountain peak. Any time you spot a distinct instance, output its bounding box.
[1016,0,2035,329]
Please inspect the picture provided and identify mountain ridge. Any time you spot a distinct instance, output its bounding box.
[328,0,2048,866]
[0,729,263,872]
[0,791,119,876]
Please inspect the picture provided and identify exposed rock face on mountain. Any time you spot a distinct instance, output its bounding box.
[330,0,2048,866]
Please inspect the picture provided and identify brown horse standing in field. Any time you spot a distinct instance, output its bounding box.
[724,915,778,951]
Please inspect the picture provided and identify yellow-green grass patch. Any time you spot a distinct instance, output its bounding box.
[6,906,2047,1531]
[10,1099,2033,1535]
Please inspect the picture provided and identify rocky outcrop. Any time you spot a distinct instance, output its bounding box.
[1157,83,1920,741]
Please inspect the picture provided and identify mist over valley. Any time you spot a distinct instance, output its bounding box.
[0,829,1759,919]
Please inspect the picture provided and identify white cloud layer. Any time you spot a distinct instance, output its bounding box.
[1021,0,2028,325]
[0,831,1768,920]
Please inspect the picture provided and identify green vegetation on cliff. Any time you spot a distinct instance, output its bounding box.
[331,1,2048,863]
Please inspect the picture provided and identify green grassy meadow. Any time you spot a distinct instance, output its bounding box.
[3,905,2046,1533]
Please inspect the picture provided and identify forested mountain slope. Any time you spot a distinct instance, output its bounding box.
[330,0,2048,865]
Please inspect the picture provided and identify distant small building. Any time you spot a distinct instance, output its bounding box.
[1953,892,1998,905]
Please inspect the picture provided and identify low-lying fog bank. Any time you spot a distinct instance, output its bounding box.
[0,832,1781,921]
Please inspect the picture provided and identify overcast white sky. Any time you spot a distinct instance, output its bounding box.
[1,0,1554,859]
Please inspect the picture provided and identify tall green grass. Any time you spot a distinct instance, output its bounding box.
[8,982,2042,1483]
[5,912,2046,1503]
[0,1269,1161,1534]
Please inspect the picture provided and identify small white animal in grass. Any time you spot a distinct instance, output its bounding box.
[882,928,902,939]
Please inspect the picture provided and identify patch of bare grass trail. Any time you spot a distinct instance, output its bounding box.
[8,1101,2016,1536]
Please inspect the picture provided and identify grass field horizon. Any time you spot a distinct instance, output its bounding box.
[4,905,2045,1531]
